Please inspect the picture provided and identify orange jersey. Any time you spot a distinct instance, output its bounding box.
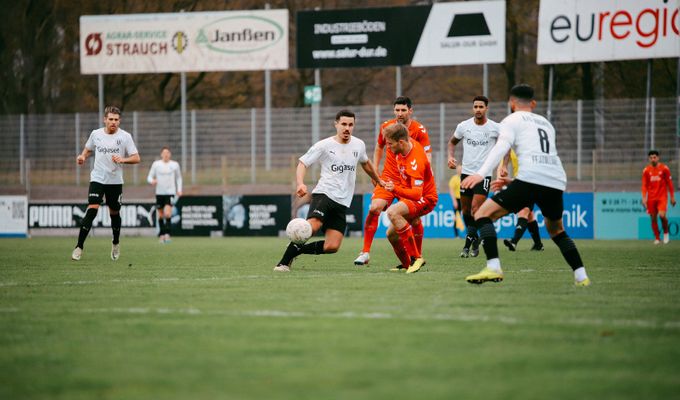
[642,163,674,200]
[377,119,431,180]
[393,139,438,202]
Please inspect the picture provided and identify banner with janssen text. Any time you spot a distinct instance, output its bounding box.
[296,1,505,69]
[80,10,288,74]
[537,0,680,64]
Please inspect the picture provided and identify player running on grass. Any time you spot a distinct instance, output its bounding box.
[382,123,438,273]
[461,84,591,286]
[71,106,140,261]
[147,147,183,243]
[448,95,500,258]
[274,110,384,272]
[642,150,676,244]
[354,96,431,266]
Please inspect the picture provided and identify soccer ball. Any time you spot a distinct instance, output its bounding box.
[286,218,312,244]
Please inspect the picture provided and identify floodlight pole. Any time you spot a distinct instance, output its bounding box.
[644,59,652,154]
[483,64,488,97]
[181,71,187,174]
[98,74,104,120]
[547,65,554,122]
[265,3,272,170]
[396,66,402,97]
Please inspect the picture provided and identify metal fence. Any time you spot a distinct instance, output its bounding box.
[1,98,678,193]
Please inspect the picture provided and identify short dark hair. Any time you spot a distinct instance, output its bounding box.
[648,150,659,156]
[383,123,409,142]
[161,146,171,152]
[509,84,534,101]
[104,106,121,116]
[394,96,413,109]
[473,95,489,106]
[335,109,355,121]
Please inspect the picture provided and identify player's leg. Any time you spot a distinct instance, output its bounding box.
[156,195,166,242]
[276,217,324,271]
[459,187,474,257]
[356,192,391,265]
[647,200,661,244]
[72,182,103,260]
[162,202,173,242]
[658,198,670,244]
[465,180,530,284]
[538,188,590,286]
[505,207,529,251]
[106,184,123,261]
[526,209,544,251]
[386,201,423,272]
[468,177,491,257]
[386,224,411,271]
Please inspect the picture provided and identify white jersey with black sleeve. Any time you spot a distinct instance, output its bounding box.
[147,160,183,195]
[453,118,501,175]
[85,128,138,185]
[476,111,566,191]
[298,136,369,208]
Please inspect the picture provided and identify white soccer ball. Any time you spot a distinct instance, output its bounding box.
[286,218,312,244]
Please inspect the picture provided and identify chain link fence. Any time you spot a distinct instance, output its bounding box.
[1,98,678,195]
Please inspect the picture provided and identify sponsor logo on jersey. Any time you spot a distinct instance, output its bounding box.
[97,147,121,154]
[331,164,356,173]
[465,138,490,147]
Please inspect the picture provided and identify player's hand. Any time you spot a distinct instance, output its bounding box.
[150,179,157,186]
[377,179,387,188]
[491,177,512,192]
[672,198,677,207]
[177,191,182,197]
[642,199,647,208]
[447,156,457,169]
[461,174,483,189]
[384,180,395,192]
[296,184,308,198]
[76,155,85,165]
[498,166,508,178]
[112,155,123,164]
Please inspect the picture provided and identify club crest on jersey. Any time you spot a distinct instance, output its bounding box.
[353,151,358,158]
[116,139,122,146]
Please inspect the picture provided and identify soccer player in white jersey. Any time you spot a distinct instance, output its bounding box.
[274,110,385,272]
[448,95,500,258]
[461,84,591,287]
[71,106,140,261]
[147,147,182,243]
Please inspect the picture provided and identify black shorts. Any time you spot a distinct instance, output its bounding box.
[88,182,123,211]
[491,179,564,221]
[156,195,173,208]
[460,174,491,197]
[307,193,347,233]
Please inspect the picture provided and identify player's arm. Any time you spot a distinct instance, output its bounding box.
[641,170,649,208]
[175,163,183,197]
[666,168,676,206]
[497,150,511,178]
[360,160,385,187]
[447,135,460,169]
[147,162,157,185]
[113,153,140,165]
[373,144,384,172]
[76,148,92,165]
[386,180,423,201]
[462,137,511,189]
[295,161,309,197]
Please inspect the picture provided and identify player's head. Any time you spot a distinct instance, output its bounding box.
[648,150,659,166]
[161,146,171,161]
[334,109,355,143]
[472,95,489,121]
[508,84,536,113]
[383,123,410,155]
[103,106,121,134]
[393,96,413,125]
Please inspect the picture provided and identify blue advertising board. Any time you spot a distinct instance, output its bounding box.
[595,192,680,240]
[363,192,594,239]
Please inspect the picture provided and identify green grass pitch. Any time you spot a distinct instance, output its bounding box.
[1,236,679,399]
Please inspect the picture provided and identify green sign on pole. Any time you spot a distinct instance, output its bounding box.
[304,85,322,105]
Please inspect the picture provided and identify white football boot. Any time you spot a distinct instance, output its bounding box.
[71,247,82,261]
[354,252,370,266]
[111,243,120,261]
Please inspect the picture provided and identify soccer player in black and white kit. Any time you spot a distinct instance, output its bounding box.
[448,96,500,258]
[71,106,140,261]
[461,85,591,286]
[274,110,384,272]
[147,147,182,243]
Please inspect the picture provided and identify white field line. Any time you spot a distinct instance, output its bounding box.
[0,306,676,330]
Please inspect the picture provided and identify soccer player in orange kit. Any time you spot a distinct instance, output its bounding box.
[354,96,431,266]
[382,123,438,273]
[642,150,676,244]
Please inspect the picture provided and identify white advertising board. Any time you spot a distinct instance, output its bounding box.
[538,0,680,64]
[80,10,289,74]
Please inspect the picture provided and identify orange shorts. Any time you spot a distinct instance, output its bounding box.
[400,196,438,219]
[647,197,667,215]
[372,186,397,204]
